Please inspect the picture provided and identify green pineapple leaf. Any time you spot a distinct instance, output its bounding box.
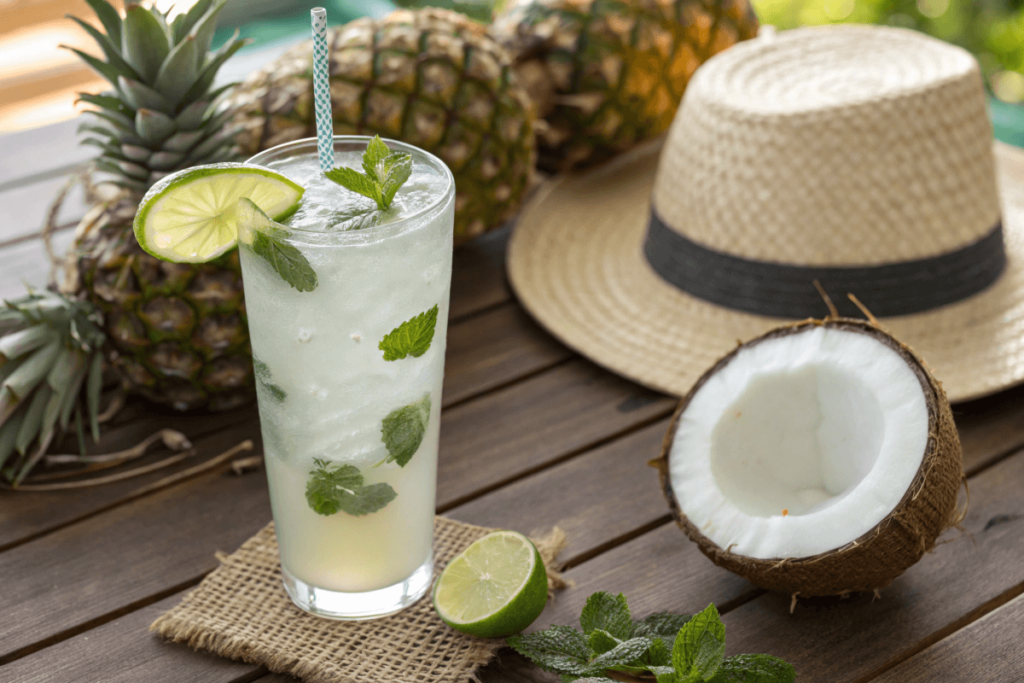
[121,4,170,82]
[83,0,123,48]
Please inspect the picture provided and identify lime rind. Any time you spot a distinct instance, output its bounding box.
[133,163,304,264]
[433,530,549,638]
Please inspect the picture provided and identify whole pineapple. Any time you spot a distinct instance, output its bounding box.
[64,0,255,411]
[227,9,536,243]
[490,0,760,171]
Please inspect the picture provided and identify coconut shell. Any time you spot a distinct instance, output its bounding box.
[654,318,964,598]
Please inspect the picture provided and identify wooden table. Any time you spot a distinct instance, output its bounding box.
[2,127,1024,683]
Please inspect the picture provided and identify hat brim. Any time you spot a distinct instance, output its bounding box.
[507,139,1024,403]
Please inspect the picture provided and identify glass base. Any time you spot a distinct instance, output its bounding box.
[281,553,434,620]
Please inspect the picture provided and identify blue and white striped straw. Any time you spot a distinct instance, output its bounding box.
[310,7,335,173]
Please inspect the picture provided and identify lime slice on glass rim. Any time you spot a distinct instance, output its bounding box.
[433,530,549,638]
[133,163,304,263]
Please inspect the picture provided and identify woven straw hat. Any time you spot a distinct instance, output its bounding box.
[507,24,1024,403]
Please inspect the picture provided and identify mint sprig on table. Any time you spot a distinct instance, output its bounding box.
[325,135,412,211]
[508,592,795,683]
[379,393,431,468]
[305,458,397,516]
[235,198,318,292]
[380,305,439,361]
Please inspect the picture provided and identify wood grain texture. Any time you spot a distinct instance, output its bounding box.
[954,383,1024,473]
[0,119,89,188]
[443,303,572,407]
[0,591,260,683]
[717,449,1024,683]
[0,424,269,663]
[0,229,75,300]
[449,226,512,320]
[0,174,84,247]
[871,592,1024,683]
[447,419,671,562]
[437,358,673,509]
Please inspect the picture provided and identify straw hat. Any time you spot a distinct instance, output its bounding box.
[507,24,1024,403]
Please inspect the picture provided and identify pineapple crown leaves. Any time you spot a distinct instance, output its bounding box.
[65,0,252,194]
[325,136,413,211]
[0,291,108,487]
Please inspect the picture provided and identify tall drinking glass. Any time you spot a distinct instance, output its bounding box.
[241,136,455,619]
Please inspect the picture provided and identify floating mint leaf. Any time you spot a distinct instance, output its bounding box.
[236,198,318,292]
[379,305,438,361]
[332,210,382,232]
[253,357,286,402]
[325,135,412,211]
[305,458,397,516]
[707,655,796,683]
[379,393,431,467]
[674,604,726,682]
[580,592,634,640]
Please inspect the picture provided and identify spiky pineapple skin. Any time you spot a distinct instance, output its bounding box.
[227,8,537,243]
[491,0,759,171]
[69,198,253,412]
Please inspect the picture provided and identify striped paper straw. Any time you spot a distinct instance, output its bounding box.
[310,7,335,173]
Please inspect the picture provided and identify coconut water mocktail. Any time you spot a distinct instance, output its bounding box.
[242,137,455,619]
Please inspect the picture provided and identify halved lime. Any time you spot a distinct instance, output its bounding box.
[433,530,549,638]
[133,163,304,263]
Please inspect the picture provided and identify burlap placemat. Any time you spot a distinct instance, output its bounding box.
[151,517,566,683]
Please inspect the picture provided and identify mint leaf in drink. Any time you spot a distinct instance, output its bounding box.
[305,458,397,516]
[379,393,431,467]
[580,592,634,640]
[326,135,412,211]
[236,198,318,292]
[332,210,382,232]
[708,655,796,683]
[379,305,439,361]
[253,357,286,402]
[673,604,726,682]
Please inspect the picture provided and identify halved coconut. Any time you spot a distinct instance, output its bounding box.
[654,319,963,597]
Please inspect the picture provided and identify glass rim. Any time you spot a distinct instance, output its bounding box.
[246,135,456,239]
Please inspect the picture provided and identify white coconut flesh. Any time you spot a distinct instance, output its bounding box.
[668,326,930,560]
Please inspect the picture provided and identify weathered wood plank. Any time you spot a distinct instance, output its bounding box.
[447,419,671,561]
[0,592,260,683]
[0,119,90,189]
[870,592,1024,683]
[0,230,75,301]
[449,226,512,320]
[954,383,1024,474]
[437,358,672,509]
[443,303,571,407]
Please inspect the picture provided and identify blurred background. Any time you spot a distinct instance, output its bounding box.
[1,0,1022,135]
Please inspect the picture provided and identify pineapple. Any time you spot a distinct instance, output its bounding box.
[490,0,760,171]
[63,0,255,411]
[226,9,537,243]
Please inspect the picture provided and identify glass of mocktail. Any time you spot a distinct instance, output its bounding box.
[241,136,455,619]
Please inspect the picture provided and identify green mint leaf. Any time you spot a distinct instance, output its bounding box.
[634,613,695,642]
[380,151,412,209]
[589,638,655,671]
[648,637,673,667]
[507,626,594,676]
[304,458,397,517]
[379,393,431,467]
[379,305,439,361]
[324,165,384,207]
[587,630,621,656]
[328,136,413,211]
[708,655,796,683]
[332,210,382,232]
[654,669,681,683]
[237,199,317,292]
[362,135,391,181]
[253,357,286,402]
[673,604,726,682]
[580,592,634,640]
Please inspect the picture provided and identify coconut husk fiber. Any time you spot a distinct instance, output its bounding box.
[654,318,965,598]
[151,517,567,683]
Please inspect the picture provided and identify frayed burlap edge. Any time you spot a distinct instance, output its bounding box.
[151,517,567,683]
